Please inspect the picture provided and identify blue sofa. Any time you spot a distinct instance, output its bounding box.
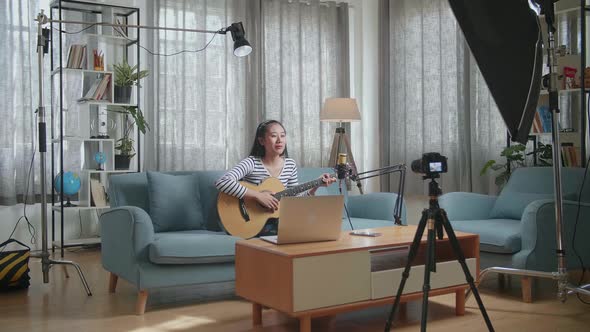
[439,167,590,302]
[100,167,406,314]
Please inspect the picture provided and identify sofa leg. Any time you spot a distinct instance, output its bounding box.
[108,273,118,293]
[521,276,532,303]
[136,290,148,315]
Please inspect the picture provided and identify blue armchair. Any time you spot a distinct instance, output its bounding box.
[439,167,590,302]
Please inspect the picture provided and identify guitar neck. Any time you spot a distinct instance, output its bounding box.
[273,176,331,200]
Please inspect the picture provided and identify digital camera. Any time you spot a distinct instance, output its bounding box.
[411,152,448,177]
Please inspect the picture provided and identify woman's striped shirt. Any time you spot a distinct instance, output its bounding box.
[215,156,308,199]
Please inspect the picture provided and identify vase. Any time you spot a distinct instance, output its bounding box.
[115,155,131,170]
[114,86,132,104]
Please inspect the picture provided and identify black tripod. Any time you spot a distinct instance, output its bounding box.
[384,176,494,332]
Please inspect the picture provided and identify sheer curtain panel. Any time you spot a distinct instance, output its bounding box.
[380,0,505,195]
[0,0,51,205]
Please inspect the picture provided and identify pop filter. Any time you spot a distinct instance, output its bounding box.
[448,0,543,144]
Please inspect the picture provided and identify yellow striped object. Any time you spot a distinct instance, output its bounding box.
[0,239,31,291]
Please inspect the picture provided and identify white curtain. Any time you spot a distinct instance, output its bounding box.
[380,0,505,195]
[260,0,348,167]
[0,0,51,205]
[145,0,349,171]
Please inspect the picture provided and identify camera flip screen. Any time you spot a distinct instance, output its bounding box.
[429,162,442,172]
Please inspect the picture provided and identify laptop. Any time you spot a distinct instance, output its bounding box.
[260,195,344,245]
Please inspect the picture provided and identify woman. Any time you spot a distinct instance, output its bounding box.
[215,120,336,234]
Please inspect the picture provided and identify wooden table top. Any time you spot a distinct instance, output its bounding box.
[236,225,478,258]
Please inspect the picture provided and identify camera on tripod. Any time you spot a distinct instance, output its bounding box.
[411,152,448,178]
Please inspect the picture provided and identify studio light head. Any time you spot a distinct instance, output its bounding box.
[222,22,252,57]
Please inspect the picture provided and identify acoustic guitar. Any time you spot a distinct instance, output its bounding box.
[217,175,335,239]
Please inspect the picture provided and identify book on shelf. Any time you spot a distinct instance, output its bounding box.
[113,18,128,38]
[66,44,87,69]
[90,179,108,207]
[77,74,111,102]
[532,105,554,133]
[560,143,579,167]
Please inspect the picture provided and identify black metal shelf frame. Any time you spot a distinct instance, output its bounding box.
[49,0,141,257]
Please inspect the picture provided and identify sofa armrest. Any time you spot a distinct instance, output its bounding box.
[347,192,407,225]
[99,206,155,283]
[515,199,590,271]
[438,192,496,221]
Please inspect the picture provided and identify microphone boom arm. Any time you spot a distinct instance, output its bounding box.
[350,164,406,226]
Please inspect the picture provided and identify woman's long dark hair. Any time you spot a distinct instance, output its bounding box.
[249,120,289,158]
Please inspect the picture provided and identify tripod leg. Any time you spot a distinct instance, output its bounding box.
[420,216,437,332]
[329,130,341,166]
[439,210,494,332]
[384,210,428,332]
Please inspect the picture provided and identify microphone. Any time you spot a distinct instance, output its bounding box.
[336,153,351,180]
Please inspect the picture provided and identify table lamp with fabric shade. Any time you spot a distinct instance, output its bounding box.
[321,97,362,193]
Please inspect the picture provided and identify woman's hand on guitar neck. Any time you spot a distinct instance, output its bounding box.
[309,173,337,195]
[251,190,279,211]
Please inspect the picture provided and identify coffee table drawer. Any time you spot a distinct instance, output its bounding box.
[293,251,371,312]
[371,258,476,299]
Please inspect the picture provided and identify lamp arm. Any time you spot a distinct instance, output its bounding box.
[38,18,222,34]
[350,164,406,226]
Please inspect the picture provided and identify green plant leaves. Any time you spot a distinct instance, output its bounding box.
[114,62,150,87]
[480,159,497,176]
[107,105,150,156]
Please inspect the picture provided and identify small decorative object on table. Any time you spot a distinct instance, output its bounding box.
[94,151,106,170]
[54,171,81,207]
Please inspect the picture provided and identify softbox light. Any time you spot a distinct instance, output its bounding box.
[448,0,543,144]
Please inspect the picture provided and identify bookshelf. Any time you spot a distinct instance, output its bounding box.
[512,0,588,168]
[49,1,141,253]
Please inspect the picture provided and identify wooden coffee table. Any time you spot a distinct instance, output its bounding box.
[235,225,479,332]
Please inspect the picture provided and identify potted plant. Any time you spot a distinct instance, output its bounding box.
[109,106,149,170]
[113,62,149,103]
[481,142,552,188]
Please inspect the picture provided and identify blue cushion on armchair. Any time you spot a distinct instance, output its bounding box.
[490,191,577,220]
[147,172,205,232]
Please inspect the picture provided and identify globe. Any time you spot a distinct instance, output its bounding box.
[94,151,106,170]
[54,172,81,196]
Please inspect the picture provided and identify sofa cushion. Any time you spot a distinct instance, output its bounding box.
[149,231,241,264]
[450,219,521,254]
[147,172,205,232]
[490,191,576,220]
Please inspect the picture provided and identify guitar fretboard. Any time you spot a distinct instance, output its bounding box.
[272,176,331,200]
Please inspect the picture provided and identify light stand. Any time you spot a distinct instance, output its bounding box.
[350,164,406,225]
[34,10,92,296]
[329,126,363,194]
[468,0,590,303]
[322,98,363,194]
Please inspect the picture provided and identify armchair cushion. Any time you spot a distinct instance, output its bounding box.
[147,172,205,232]
[490,191,577,220]
[149,231,241,265]
[450,218,521,254]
